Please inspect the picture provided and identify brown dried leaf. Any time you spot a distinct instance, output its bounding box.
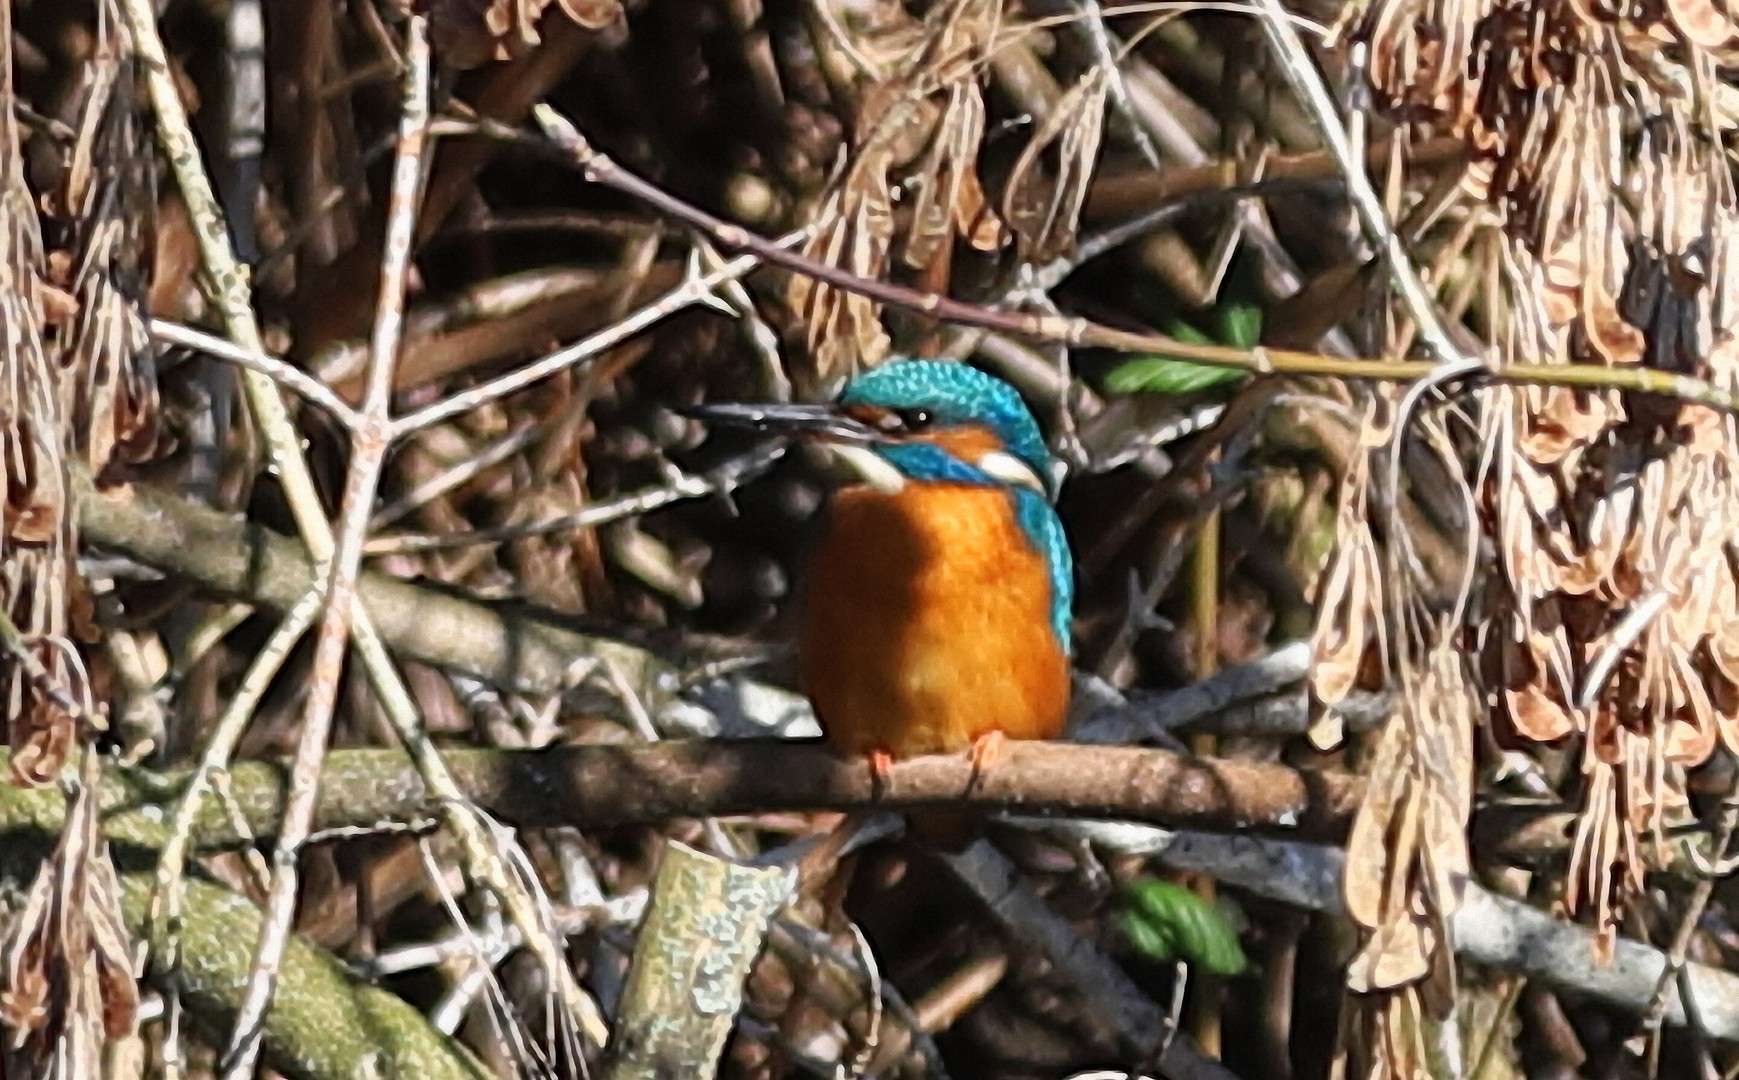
[0,752,139,1074]
[1001,68,1108,264]
[787,0,1007,384]
[1344,716,1409,931]
[1347,909,1435,993]
[901,82,997,269]
[10,694,73,788]
[557,0,621,28]
[1418,657,1474,838]
[3,419,64,545]
[50,38,159,473]
[909,0,1001,86]
[1311,527,1378,707]
[1517,387,1611,466]
[1664,0,1737,47]
[1348,786,1430,993]
[1504,683,1574,741]
[432,0,620,68]
[0,0,87,808]
[1664,649,1718,764]
[788,159,896,389]
[1582,274,1646,366]
[63,221,159,472]
[1566,763,1624,953]
[1711,653,1739,754]
[1711,589,1739,686]
[1356,0,1739,1029]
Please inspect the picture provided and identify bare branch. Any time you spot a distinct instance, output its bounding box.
[219,14,434,1076]
[388,234,808,437]
[366,444,786,555]
[150,319,362,429]
[521,103,1739,415]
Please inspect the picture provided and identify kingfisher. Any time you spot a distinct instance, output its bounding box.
[685,359,1074,784]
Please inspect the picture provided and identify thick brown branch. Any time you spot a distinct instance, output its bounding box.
[76,469,667,697]
[22,741,1360,846]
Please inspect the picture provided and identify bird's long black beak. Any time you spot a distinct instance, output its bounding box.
[678,402,887,445]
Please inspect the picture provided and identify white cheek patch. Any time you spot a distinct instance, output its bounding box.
[975,449,1048,496]
[829,444,907,494]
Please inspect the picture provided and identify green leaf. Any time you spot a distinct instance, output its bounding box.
[1103,312,1251,396]
[1121,908,1179,961]
[1120,878,1248,976]
[1217,300,1263,350]
[1104,355,1246,395]
[1161,318,1215,345]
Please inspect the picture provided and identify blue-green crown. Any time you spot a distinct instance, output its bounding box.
[839,361,1054,486]
[836,360,1074,652]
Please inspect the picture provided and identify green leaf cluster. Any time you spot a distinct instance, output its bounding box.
[1119,877,1248,976]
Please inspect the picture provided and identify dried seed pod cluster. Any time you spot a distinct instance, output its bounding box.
[1316,0,1739,1065]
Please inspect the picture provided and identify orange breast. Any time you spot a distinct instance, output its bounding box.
[797,482,1070,760]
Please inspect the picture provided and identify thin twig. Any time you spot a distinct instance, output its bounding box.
[1073,0,1163,167]
[117,0,439,929]
[1253,0,1469,371]
[118,7,506,1062]
[389,231,808,437]
[842,922,883,1080]
[1637,792,1739,1053]
[370,421,547,530]
[120,0,346,557]
[146,586,325,1080]
[696,237,791,398]
[121,0,474,757]
[125,2,618,1060]
[364,443,786,555]
[150,319,362,428]
[220,16,433,1077]
[519,103,1739,415]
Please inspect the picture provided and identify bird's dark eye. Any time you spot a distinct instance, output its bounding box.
[894,408,934,431]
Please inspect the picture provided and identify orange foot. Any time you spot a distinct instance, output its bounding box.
[967,730,1006,785]
[867,749,895,792]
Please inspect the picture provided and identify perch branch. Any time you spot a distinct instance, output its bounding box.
[0,742,1357,848]
[77,475,1637,873]
[11,752,1737,1043]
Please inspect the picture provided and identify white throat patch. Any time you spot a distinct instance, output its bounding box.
[828,444,907,494]
[974,450,1049,496]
